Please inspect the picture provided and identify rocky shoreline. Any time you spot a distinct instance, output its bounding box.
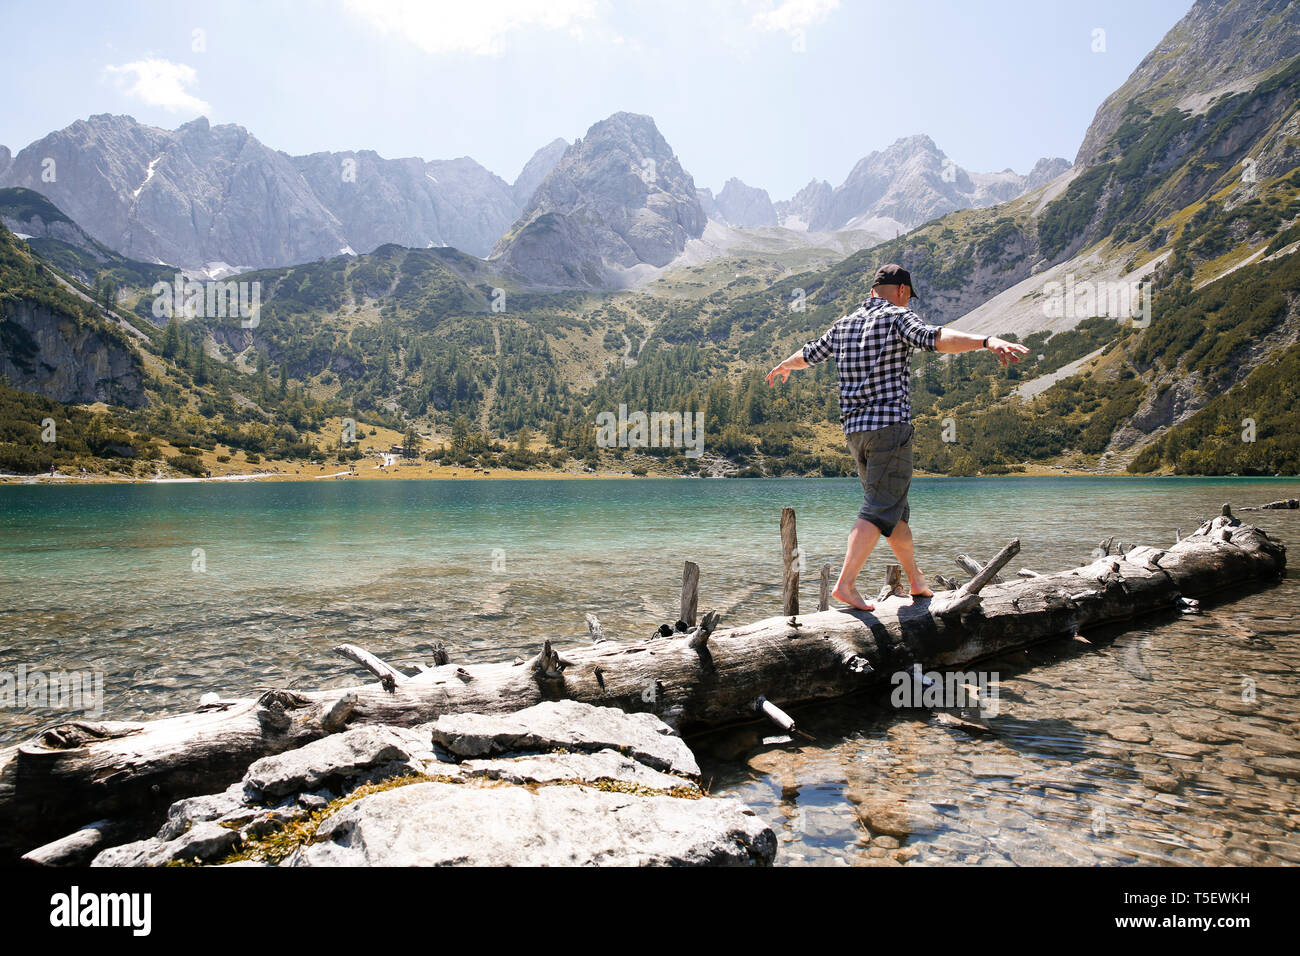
[24,701,776,868]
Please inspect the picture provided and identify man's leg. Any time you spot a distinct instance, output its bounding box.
[832,517,881,610]
[884,519,932,598]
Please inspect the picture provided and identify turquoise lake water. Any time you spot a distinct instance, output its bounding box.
[1,476,1297,865]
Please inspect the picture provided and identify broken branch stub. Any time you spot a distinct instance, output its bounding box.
[531,641,572,680]
[687,610,721,650]
[877,564,905,602]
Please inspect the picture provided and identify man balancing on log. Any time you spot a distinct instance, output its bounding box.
[765,263,1028,611]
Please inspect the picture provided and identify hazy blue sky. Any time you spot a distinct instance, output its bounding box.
[3,0,1194,199]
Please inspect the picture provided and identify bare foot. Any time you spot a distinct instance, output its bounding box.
[910,588,934,599]
[832,586,875,611]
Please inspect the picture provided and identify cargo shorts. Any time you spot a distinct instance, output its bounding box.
[845,421,914,537]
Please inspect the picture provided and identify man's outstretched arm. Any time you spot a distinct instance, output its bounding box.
[935,328,1030,367]
[769,321,834,385]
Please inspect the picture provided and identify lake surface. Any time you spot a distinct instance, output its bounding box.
[1,476,1297,865]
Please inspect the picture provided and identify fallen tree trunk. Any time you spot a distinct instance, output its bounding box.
[0,514,1285,862]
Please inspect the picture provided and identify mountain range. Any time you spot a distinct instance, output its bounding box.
[1,112,1064,286]
[771,139,1069,236]
[0,115,570,273]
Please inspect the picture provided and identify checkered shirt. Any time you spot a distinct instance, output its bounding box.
[801,296,940,435]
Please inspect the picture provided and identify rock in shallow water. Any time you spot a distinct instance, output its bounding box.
[284,782,774,867]
[845,791,946,838]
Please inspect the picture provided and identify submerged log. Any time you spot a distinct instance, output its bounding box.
[0,516,1285,862]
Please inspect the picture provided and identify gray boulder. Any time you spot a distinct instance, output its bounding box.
[157,782,247,840]
[286,782,774,867]
[425,699,700,777]
[92,821,240,867]
[242,725,441,801]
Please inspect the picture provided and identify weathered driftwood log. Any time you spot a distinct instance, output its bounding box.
[335,644,408,689]
[932,539,1020,618]
[962,539,1020,595]
[0,517,1285,862]
[956,552,1004,584]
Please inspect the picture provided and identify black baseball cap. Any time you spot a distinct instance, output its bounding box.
[872,263,919,299]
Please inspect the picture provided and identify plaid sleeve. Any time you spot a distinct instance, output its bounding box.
[896,311,940,351]
[802,322,836,364]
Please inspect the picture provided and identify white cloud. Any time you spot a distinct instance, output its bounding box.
[105,58,211,114]
[342,0,601,56]
[750,0,839,33]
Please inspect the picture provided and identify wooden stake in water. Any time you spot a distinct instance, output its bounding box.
[680,561,699,628]
[781,507,799,616]
[819,564,831,612]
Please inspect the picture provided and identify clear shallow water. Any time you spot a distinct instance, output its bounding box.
[1,476,1297,865]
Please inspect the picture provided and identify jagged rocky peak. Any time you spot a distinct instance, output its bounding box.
[712,178,777,228]
[1025,157,1072,190]
[774,179,833,230]
[0,113,343,270]
[0,145,11,179]
[494,111,706,287]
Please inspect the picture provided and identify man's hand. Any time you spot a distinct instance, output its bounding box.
[985,337,1030,367]
[766,361,792,386]
[766,352,808,385]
